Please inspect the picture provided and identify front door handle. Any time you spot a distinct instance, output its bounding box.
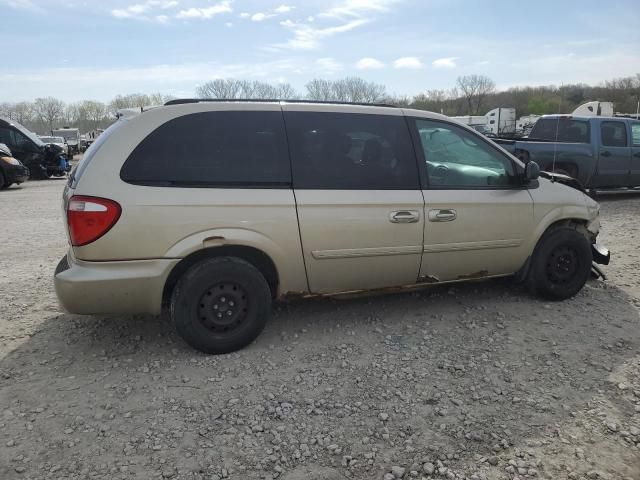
[601,151,612,158]
[390,210,420,223]
[428,209,457,222]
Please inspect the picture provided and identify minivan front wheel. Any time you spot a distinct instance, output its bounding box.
[171,257,271,354]
[528,226,592,300]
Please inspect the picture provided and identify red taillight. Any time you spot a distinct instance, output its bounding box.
[67,195,121,246]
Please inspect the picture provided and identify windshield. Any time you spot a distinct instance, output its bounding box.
[1,116,44,147]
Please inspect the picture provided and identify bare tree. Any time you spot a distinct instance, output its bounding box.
[196,79,297,100]
[108,93,172,116]
[32,97,65,132]
[456,75,496,114]
[306,77,386,103]
[305,79,334,101]
[0,101,33,124]
[78,100,107,130]
[63,103,80,125]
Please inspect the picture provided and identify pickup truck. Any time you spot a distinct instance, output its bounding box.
[495,115,640,190]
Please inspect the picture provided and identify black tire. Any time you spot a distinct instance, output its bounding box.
[528,226,592,300]
[171,257,272,354]
[0,170,5,189]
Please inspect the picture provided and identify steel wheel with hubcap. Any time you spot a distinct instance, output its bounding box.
[171,257,271,354]
[198,282,249,333]
[528,225,592,300]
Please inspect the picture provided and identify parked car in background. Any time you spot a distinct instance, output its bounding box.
[0,143,29,189]
[39,135,71,157]
[54,100,609,355]
[496,115,640,190]
[51,127,80,156]
[0,117,71,179]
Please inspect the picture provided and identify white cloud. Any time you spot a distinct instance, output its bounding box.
[356,57,384,70]
[251,12,268,21]
[432,56,458,69]
[224,21,233,27]
[274,4,293,13]
[111,0,179,22]
[275,18,368,50]
[4,0,39,10]
[393,57,423,69]
[176,1,232,19]
[239,12,250,18]
[321,0,398,18]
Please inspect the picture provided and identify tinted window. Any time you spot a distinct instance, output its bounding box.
[121,111,290,187]
[0,127,34,151]
[414,119,515,188]
[632,122,640,146]
[285,112,419,189]
[601,121,627,147]
[529,118,590,143]
[0,127,15,147]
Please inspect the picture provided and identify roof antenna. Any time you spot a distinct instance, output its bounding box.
[551,83,564,181]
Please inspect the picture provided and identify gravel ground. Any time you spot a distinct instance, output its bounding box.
[1,180,639,480]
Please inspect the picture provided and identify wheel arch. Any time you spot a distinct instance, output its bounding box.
[516,216,592,282]
[162,245,280,309]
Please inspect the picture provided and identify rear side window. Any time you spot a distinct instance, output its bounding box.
[600,121,627,147]
[285,112,419,189]
[529,118,590,143]
[121,111,290,187]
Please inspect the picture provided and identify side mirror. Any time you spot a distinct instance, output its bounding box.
[525,161,540,181]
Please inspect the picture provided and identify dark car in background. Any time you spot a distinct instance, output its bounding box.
[0,143,29,189]
[495,115,640,190]
[0,117,70,179]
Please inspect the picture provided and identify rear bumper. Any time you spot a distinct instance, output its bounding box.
[54,252,179,315]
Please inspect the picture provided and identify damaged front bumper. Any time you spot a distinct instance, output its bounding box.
[591,243,610,280]
[592,243,610,265]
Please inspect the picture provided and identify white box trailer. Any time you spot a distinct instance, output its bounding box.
[51,127,80,155]
[485,108,516,135]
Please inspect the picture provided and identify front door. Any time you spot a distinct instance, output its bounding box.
[410,117,535,282]
[284,107,425,294]
[592,120,631,188]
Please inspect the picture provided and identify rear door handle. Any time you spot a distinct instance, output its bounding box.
[390,210,420,223]
[428,209,457,222]
[601,151,612,157]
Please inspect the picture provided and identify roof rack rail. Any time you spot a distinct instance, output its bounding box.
[164,98,398,108]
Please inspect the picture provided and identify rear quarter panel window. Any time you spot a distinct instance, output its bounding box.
[120,111,290,187]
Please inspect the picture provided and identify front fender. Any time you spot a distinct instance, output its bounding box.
[526,205,591,253]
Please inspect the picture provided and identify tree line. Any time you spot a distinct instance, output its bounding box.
[2,74,638,135]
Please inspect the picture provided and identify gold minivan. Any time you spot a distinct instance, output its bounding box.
[54,100,609,353]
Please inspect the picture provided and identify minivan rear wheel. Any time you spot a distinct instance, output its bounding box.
[171,257,271,354]
[528,226,592,300]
